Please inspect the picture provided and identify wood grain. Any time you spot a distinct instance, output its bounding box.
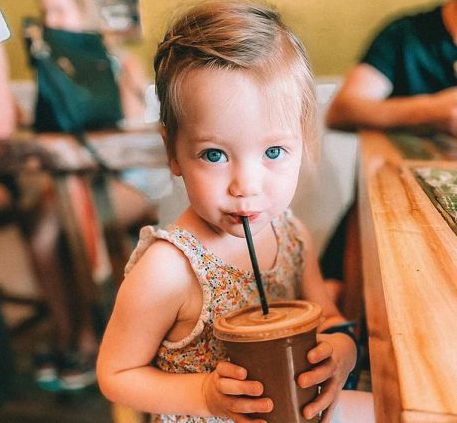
[359,131,457,422]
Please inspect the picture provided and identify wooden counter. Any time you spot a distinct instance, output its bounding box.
[359,131,457,422]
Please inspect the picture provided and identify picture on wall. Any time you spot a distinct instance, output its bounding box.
[96,0,140,35]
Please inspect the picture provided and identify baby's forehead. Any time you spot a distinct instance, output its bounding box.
[177,67,304,128]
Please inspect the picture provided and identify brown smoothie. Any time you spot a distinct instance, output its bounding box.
[214,300,322,423]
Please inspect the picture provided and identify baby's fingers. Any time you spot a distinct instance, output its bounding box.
[218,376,264,396]
[320,402,338,423]
[297,359,335,389]
[308,339,333,364]
[215,361,248,380]
[303,382,339,421]
[227,396,273,416]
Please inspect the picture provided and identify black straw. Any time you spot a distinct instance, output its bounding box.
[241,216,269,315]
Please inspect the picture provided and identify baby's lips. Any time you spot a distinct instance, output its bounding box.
[230,212,260,223]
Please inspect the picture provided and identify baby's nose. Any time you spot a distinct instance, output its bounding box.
[228,165,262,197]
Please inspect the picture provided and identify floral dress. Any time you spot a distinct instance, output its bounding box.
[124,210,307,422]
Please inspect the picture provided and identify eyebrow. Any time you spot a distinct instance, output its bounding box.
[189,132,299,145]
[189,135,222,144]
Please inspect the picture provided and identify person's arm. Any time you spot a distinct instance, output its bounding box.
[0,45,17,140]
[97,239,207,414]
[106,42,150,126]
[296,216,349,327]
[96,239,271,420]
[293,218,357,422]
[326,63,457,136]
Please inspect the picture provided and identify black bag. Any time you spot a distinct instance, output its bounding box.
[28,26,123,134]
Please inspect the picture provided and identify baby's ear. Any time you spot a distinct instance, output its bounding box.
[169,158,181,176]
[161,126,182,176]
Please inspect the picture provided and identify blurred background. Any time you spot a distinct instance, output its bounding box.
[2,0,443,250]
[1,0,442,79]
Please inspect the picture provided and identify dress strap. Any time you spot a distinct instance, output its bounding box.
[124,225,214,348]
[274,209,308,275]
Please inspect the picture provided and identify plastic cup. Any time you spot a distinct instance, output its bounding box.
[214,300,322,423]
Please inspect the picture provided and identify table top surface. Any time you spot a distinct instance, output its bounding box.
[0,128,168,174]
[359,131,457,422]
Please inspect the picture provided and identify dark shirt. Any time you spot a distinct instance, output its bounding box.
[361,6,457,97]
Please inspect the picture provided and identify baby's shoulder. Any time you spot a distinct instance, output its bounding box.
[139,237,195,281]
[124,229,198,301]
[117,235,198,327]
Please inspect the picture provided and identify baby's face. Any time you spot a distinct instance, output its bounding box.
[170,67,303,238]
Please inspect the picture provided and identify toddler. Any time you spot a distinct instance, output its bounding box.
[97,2,374,422]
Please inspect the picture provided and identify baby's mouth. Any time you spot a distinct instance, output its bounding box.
[228,212,260,223]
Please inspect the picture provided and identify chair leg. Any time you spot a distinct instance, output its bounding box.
[0,308,15,403]
[0,290,48,335]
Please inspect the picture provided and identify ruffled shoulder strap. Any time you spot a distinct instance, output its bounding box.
[274,209,308,271]
[124,225,214,349]
[124,225,160,275]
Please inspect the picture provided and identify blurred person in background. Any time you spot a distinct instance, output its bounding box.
[0,44,17,140]
[1,37,101,391]
[0,40,17,405]
[36,0,158,227]
[39,0,150,128]
[326,0,457,135]
[1,0,157,392]
[322,0,457,307]
[0,43,19,223]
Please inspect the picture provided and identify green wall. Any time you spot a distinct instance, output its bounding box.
[1,0,442,80]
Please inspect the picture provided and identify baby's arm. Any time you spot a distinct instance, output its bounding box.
[96,240,271,421]
[293,219,358,422]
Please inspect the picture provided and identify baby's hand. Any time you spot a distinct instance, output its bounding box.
[202,361,273,423]
[297,333,357,423]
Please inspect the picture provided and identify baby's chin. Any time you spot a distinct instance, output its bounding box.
[203,221,257,239]
[201,210,281,238]
[227,220,273,240]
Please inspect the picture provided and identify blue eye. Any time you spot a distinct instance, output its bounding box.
[265,147,284,160]
[201,149,228,163]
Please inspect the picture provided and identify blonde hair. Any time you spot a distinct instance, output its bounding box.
[154,0,317,164]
